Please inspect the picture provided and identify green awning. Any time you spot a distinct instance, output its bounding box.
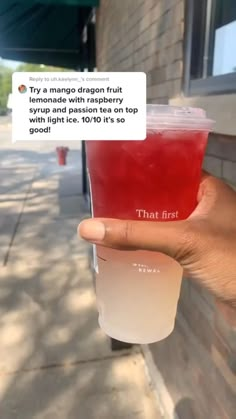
[0,0,98,69]
[17,1,99,5]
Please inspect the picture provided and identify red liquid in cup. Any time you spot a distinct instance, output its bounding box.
[86,125,211,344]
[86,130,208,221]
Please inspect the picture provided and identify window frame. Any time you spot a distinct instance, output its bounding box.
[184,0,236,96]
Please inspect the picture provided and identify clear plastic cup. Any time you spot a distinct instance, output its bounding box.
[86,105,214,344]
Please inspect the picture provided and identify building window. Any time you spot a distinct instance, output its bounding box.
[185,0,236,95]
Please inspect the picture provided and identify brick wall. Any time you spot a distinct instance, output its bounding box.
[96,1,236,418]
[204,134,236,187]
[150,280,236,418]
[96,0,184,103]
[151,148,236,419]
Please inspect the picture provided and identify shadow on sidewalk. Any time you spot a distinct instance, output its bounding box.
[0,146,130,417]
[0,257,132,418]
[0,147,153,418]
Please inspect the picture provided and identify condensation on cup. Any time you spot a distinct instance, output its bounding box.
[86,105,214,344]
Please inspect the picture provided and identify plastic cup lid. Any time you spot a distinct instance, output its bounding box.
[146,104,215,130]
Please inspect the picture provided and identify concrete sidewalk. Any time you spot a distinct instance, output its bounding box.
[0,127,162,419]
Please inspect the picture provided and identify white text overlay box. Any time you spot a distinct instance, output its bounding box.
[12,72,146,142]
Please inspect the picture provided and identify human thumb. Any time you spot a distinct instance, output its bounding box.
[78,218,193,262]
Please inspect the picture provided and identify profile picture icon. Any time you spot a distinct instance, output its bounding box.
[18,84,27,94]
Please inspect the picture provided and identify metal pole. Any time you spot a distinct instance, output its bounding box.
[81,139,87,196]
[77,7,89,197]
[183,0,194,94]
[203,0,213,78]
[81,16,96,197]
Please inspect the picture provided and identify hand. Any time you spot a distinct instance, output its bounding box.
[78,173,236,308]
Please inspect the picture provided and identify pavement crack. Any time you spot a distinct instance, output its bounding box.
[0,351,136,377]
[3,170,37,266]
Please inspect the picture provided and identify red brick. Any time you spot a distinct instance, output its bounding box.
[150,2,162,23]
[173,0,184,24]
[203,155,223,177]
[222,160,236,184]
[149,22,159,40]
[139,12,152,32]
[207,134,236,162]
[170,23,184,44]
[166,60,183,80]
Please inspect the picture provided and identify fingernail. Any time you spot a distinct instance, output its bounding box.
[79,220,105,242]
